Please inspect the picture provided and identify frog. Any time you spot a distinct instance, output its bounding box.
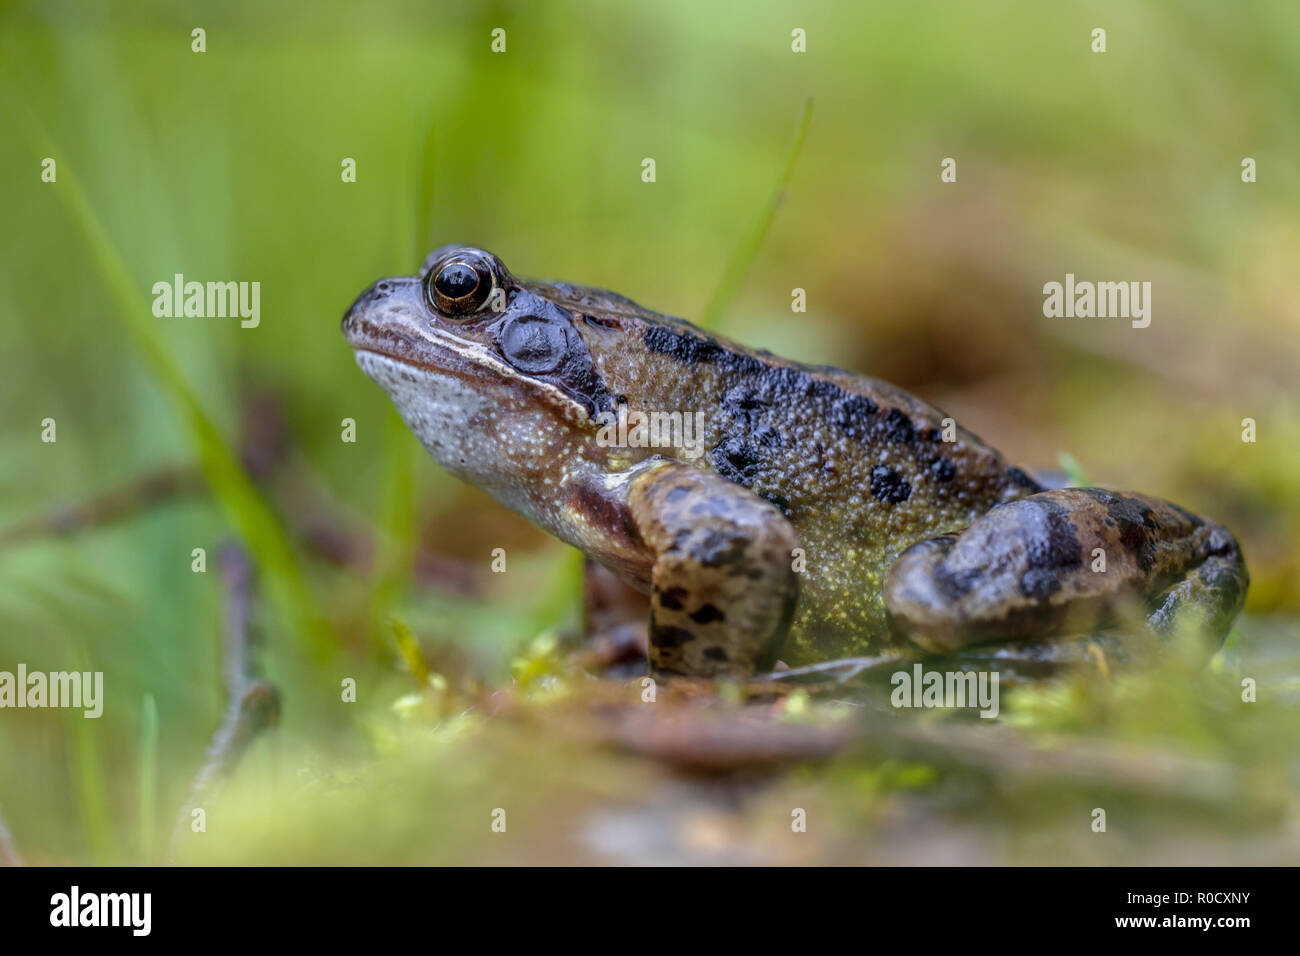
[342,245,1248,679]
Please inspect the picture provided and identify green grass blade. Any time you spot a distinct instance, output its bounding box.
[367,412,419,652]
[699,96,814,330]
[413,104,439,259]
[67,701,115,864]
[391,616,431,684]
[138,693,158,862]
[363,109,438,651]
[8,99,335,663]
[1058,451,1093,487]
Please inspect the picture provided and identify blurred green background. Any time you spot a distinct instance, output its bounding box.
[1,0,1297,864]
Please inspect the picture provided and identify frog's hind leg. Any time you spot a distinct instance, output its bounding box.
[884,488,1248,659]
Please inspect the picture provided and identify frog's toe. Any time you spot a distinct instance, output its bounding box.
[1146,540,1248,642]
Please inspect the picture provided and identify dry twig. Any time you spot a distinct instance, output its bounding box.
[167,545,280,861]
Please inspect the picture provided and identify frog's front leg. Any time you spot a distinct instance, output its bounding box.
[884,488,1247,656]
[622,461,800,678]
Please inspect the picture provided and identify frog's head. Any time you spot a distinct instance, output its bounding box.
[342,244,620,500]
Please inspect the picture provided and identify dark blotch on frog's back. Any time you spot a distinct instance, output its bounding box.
[647,326,831,395]
[711,436,763,486]
[930,457,957,483]
[830,394,879,440]
[881,408,916,444]
[647,326,923,446]
[869,465,912,504]
[644,324,1028,509]
[645,326,930,449]
[648,326,882,424]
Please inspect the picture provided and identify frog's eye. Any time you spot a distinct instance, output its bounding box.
[427,256,495,317]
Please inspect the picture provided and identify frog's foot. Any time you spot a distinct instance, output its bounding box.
[884,488,1248,658]
[759,651,913,685]
[943,631,1144,685]
[627,461,799,679]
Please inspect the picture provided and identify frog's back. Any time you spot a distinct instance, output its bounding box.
[557,284,1040,660]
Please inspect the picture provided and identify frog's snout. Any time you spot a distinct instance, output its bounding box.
[341,280,390,342]
[341,276,424,350]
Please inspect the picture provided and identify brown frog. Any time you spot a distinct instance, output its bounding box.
[342,245,1247,678]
